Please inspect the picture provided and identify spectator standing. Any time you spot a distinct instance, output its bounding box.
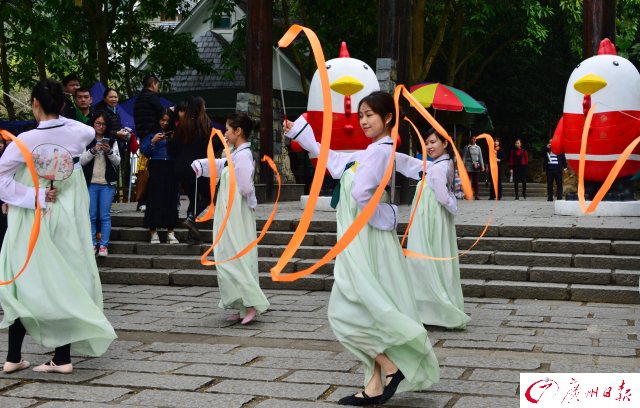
[488,138,505,200]
[133,74,163,211]
[140,109,179,244]
[509,138,529,200]
[60,73,80,120]
[80,112,120,257]
[95,88,131,195]
[170,97,212,244]
[462,135,484,199]
[543,138,567,201]
[74,88,93,124]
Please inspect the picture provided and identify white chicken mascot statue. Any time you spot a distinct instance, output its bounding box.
[289,42,380,200]
[552,38,640,201]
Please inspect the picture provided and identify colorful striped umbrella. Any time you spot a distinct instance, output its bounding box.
[409,82,486,114]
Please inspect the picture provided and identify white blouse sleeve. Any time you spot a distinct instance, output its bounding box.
[286,115,358,179]
[235,150,255,198]
[351,146,398,231]
[107,145,121,166]
[0,142,47,209]
[429,163,458,215]
[395,152,428,180]
[192,158,226,180]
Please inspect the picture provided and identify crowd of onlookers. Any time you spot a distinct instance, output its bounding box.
[462,136,567,201]
[52,73,221,257]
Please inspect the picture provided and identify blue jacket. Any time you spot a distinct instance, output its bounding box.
[141,132,172,160]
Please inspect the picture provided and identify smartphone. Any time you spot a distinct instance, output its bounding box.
[101,138,111,145]
[163,131,174,138]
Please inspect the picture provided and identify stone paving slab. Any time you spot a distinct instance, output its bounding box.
[91,372,212,390]
[120,389,253,407]
[5,383,132,402]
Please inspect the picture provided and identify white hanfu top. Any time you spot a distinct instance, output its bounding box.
[193,142,257,209]
[0,117,94,209]
[287,116,406,231]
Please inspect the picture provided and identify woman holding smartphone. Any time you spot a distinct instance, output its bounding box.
[80,112,120,257]
[140,109,179,244]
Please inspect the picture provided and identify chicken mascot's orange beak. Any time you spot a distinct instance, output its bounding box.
[574,74,607,95]
[330,76,364,96]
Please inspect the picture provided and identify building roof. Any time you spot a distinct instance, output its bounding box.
[168,31,245,92]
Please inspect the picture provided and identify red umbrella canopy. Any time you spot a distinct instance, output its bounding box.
[409,82,487,113]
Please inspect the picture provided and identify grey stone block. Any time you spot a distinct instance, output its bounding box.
[612,240,640,255]
[175,364,288,380]
[570,284,640,304]
[499,225,573,238]
[294,259,334,275]
[442,340,535,352]
[456,224,500,237]
[612,269,640,286]
[459,250,493,264]
[533,238,611,254]
[541,343,637,357]
[252,356,357,372]
[468,368,532,383]
[574,254,640,269]
[259,257,297,273]
[460,264,528,281]
[458,236,532,252]
[207,379,329,400]
[485,280,569,300]
[99,254,152,268]
[136,242,202,255]
[461,279,485,297]
[91,372,211,391]
[0,396,37,408]
[442,356,541,370]
[6,383,131,402]
[529,266,611,284]
[171,269,218,286]
[121,390,252,408]
[429,378,517,397]
[153,255,207,270]
[493,251,572,267]
[108,241,136,254]
[259,272,325,291]
[99,268,173,285]
[75,358,184,373]
[453,396,518,408]
[283,370,362,387]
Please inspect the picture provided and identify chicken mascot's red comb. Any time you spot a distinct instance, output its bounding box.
[339,41,350,58]
[598,38,617,55]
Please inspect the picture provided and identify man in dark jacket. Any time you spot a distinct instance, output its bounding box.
[61,73,80,120]
[544,138,568,201]
[133,74,163,211]
[134,74,163,142]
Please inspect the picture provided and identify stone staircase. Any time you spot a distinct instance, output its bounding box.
[99,213,640,304]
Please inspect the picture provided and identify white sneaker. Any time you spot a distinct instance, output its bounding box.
[150,232,160,244]
[98,246,108,257]
[167,232,179,244]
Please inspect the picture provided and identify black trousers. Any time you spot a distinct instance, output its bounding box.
[513,167,527,198]
[7,319,71,364]
[546,167,563,200]
[182,173,211,218]
[488,169,503,199]
[470,171,480,198]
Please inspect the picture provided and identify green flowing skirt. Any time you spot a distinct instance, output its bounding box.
[213,168,269,316]
[0,167,116,356]
[407,184,470,329]
[327,169,439,393]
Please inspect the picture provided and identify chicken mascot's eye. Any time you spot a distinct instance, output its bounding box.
[363,64,369,70]
[326,64,332,69]
[613,61,619,66]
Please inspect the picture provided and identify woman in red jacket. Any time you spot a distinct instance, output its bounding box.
[509,138,529,200]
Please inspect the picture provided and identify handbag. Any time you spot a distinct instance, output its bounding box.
[135,154,149,201]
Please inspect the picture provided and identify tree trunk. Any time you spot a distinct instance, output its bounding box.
[0,21,15,119]
[122,0,135,96]
[280,0,309,94]
[409,0,425,84]
[25,0,47,79]
[446,5,464,85]
[415,0,454,83]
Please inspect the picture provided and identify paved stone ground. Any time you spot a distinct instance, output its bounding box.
[0,285,638,407]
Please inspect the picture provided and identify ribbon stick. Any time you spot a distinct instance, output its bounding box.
[577,104,640,214]
[201,155,281,266]
[0,129,42,285]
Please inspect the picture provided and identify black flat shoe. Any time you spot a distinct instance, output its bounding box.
[379,369,405,404]
[338,391,383,406]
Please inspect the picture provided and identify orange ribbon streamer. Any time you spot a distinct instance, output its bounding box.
[0,129,42,285]
[399,118,427,249]
[270,24,334,282]
[198,129,236,263]
[577,104,640,213]
[200,155,281,266]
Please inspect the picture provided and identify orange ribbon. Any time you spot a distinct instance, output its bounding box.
[198,129,236,263]
[0,129,42,285]
[270,24,334,282]
[577,104,640,213]
[200,155,281,266]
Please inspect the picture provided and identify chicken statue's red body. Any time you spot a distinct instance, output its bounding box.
[552,39,640,183]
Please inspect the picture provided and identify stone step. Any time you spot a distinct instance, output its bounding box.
[97,267,640,304]
[109,219,640,241]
